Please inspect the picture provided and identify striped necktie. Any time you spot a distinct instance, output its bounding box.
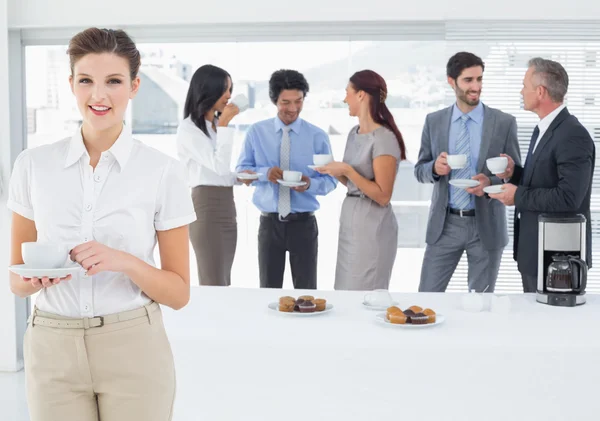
[451,114,471,210]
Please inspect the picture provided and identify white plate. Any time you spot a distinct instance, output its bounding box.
[375,312,446,329]
[8,264,80,279]
[362,301,399,311]
[449,179,480,189]
[277,180,307,188]
[236,172,261,180]
[483,185,504,194]
[268,302,333,316]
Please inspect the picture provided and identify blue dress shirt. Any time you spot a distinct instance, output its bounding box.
[449,102,484,210]
[235,117,337,213]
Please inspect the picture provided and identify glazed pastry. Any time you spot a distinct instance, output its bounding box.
[298,300,316,313]
[411,312,428,325]
[386,306,403,315]
[298,295,315,302]
[408,305,423,313]
[388,313,407,325]
[314,298,327,311]
[279,303,294,313]
[279,296,296,305]
[423,308,436,324]
[294,298,305,312]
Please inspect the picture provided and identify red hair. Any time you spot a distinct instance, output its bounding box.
[349,70,406,160]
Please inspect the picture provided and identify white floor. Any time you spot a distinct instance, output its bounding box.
[0,370,28,421]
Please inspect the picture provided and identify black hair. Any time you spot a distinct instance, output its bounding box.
[268,69,309,104]
[446,52,485,80]
[183,64,232,136]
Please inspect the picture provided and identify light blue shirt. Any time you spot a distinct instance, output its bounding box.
[235,117,337,213]
[449,102,484,210]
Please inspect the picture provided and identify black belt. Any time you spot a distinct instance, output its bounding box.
[346,192,367,199]
[448,208,475,217]
[261,212,314,222]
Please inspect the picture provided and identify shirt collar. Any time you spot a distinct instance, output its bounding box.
[538,104,566,133]
[451,101,484,124]
[64,125,134,170]
[274,116,302,134]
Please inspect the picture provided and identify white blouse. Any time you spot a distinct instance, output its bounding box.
[8,127,196,318]
[176,117,237,187]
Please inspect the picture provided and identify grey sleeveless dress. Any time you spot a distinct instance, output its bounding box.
[334,125,401,291]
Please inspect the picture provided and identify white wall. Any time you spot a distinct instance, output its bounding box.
[7,0,600,28]
[0,0,21,372]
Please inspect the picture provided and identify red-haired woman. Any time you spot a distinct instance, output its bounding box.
[317,70,406,290]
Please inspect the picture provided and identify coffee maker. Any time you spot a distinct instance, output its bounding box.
[537,214,587,307]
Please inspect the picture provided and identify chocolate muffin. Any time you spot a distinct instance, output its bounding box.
[294,298,305,312]
[298,300,316,313]
[411,312,428,325]
[403,309,415,323]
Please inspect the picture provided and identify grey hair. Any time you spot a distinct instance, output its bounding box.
[527,57,569,103]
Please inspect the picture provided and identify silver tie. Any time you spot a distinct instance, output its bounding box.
[277,126,291,218]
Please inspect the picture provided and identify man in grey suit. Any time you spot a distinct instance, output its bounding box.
[414,52,521,293]
[490,58,595,292]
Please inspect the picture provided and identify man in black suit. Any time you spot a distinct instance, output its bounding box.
[489,57,595,292]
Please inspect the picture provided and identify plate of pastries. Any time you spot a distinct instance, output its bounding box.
[268,296,333,316]
[375,305,445,328]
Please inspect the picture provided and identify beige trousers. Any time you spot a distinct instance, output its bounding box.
[24,302,176,421]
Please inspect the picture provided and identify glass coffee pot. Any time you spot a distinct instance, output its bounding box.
[546,254,587,293]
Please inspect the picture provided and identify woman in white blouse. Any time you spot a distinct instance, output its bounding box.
[176,65,240,286]
[8,28,196,421]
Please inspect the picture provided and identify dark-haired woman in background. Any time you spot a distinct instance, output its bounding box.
[176,65,240,286]
[317,70,406,290]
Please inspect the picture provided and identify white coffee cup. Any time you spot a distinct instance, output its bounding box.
[486,157,508,174]
[282,170,302,182]
[461,293,484,312]
[22,242,69,269]
[313,154,333,166]
[231,94,249,113]
[446,154,467,169]
[364,289,393,307]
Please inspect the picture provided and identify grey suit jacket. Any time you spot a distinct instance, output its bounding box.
[511,107,595,276]
[414,104,521,250]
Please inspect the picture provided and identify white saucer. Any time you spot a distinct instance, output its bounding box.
[375,312,446,329]
[362,301,399,311]
[483,185,504,194]
[307,165,320,170]
[236,172,262,180]
[9,264,80,279]
[449,179,480,189]
[268,302,333,316]
[277,180,307,187]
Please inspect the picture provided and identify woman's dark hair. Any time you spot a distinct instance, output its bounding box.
[268,69,309,104]
[349,70,406,160]
[183,65,232,137]
[446,52,485,80]
[67,27,141,80]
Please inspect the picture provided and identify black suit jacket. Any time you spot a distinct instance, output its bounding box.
[511,107,595,276]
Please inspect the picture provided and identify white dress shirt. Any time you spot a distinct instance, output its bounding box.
[8,126,197,318]
[533,104,567,153]
[176,117,237,187]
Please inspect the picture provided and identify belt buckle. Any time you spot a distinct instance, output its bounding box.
[460,209,464,218]
[278,214,288,222]
[95,316,104,328]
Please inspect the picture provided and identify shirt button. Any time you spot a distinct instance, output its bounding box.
[84,304,90,311]
[84,237,89,242]
[94,175,101,182]
[85,203,92,211]
[102,155,109,160]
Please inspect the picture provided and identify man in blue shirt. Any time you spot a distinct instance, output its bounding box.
[414,52,521,292]
[236,69,337,289]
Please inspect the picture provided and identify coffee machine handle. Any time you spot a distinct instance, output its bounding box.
[570,257,588,293]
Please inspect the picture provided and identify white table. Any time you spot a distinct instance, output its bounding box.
[162,287,600,421]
